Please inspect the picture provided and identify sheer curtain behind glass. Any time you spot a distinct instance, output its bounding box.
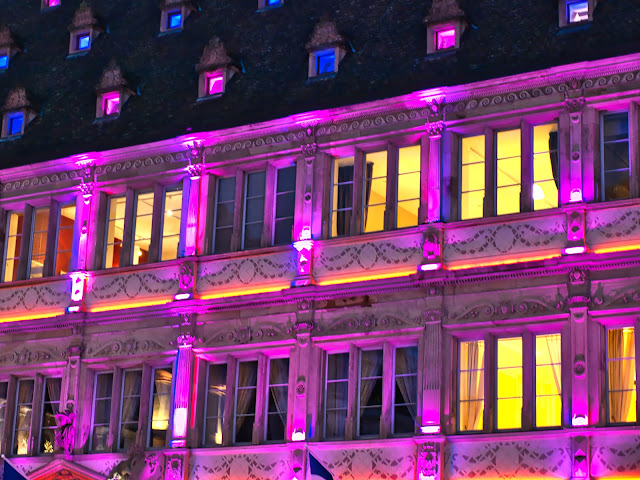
[214,177,236,254]
[274,167,296,245]
[608,327,636,423]
[40,378,61,453]
[149,367,172,447]
[394,346,418,434]
[459,340,484,431]
[497,337,523,429]
[91,372,113,451]
[496,129,521,216]
[396,145,420,228]
[29,207,50,279]
[133,192,154,265]
[324,353,348,439]
[266,358,289,441]
[234,361,258,443]
[460,136,485,220]
[4,212,23,282]
[13,379,34,455]
[243,171,266,250]
[535,334,562,427]
[359,349,383,437]
[204,364,227,446]
[119,370,142,450]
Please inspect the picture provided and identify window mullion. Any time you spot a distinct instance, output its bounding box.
[253,353,268,444]
[484,332,495,433]
[28,374,44,457]
[520,121,534,213]
[380,342,394,438]
[222,356,237,447]
[262,164,277,248]
[345,344,359,440]
[230,170,244,252]
[385,144,398,231]
[1,376,17,456]
[136,364,153,448]
[120,189,136,267]
[351,150,364,235]
[522,331,534,430]
[484,128,496,218]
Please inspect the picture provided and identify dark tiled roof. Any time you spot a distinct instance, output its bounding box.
[0,0,639,168]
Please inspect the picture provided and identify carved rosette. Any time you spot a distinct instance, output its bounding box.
[564,97,586,114]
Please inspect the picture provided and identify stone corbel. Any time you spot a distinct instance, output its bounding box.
[174,261,196,301]
[417,439,444,480]
[419,224,443,272]
[563,205,586,256]
[164,449,190,480]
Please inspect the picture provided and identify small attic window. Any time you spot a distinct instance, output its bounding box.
[1,88,36,139]
[306,20,347,79]
[95,61,133,120]
[167,11,183,30]
[315,49,336,75]
[101,92,120,116]
[196,37,238,100]
[258,0,282,9]
[567,1,589,22]
[435,26,456,50]
[6,112,23,136]
[43,0,60,8]
[160,1,194,34]
[76,33,91,51]
[0,55,8,70]
[206,71,224,96]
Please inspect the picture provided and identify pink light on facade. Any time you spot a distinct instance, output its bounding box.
[48,0,60,6]
[435,27,456,50]
[291,429,305,441]
[69,271,88,302]
[293,240,314,276]
[572,414,588,427]
[174,293,192,301]
[570,188,583,203]
[419,263,442,272]
[420,424,441,434]
[563,246,586,255]
[206,73,224,95]
[173,342,193,441]
[102,93,120,116]
[173,407,188,439]
[66,306,80,313]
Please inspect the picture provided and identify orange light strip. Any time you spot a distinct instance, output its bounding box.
[199,285,287,300]
[89,298,173,313]
[592,244,640,254]
[447,253,561,271]
[0,311,62,324]
[316,268,417,286]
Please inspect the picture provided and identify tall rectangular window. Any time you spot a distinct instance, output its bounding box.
[242,171,266,250]
[119,369,142,451]
[149,367,172,447]
[133,192,154,265]
[533,124,559,211]
[358,349,383,437]
[496,129,521,216]
[496,337,523,430]
[607,327,636,423]
[324,352,349,439]
[29,207,50,279]
[0,382,8,451]
[362,152,387,233]
[160,186,182,261]
[13,379,34,455]
[266,358,289,441]
[601,112,630,201]
[204,363,227,446]
[214,177,236,254]
[91,372,113,452]
[55,204,75,275]
[40,377,61,454]
[458,340,484,431]
[396,145,420,228]
[104,196,126,269]
[331,157,354,237]
[460,136,485,220]
[274,167,296,245]
[234,360,258,443]
[535,334,562,427]
[393,346,418,435]
[3,212,23,282]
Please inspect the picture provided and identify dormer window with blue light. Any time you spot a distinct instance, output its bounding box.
[68,4,102,56]
[76,33,91,51]
[258,0,282,8]
[160,1,194,34]
[315,50,335,75]
[167,11,182,30]
[559,0,596,26]
[306,20,347,79]
[0,55,8,70]
[2,88,36,139]
[7,113,23,136]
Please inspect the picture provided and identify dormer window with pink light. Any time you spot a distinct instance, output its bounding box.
[423,0,467,55]
[435,26,456,51]
[42,0,60,8]
[206,72,224,96]
[196,37,238,100]
[101,92,120,116]
[559,0,596,27]
[95,61,133,120]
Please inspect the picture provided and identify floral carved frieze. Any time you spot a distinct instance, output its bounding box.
[0,282,68,313]
[314,239,422,273]
[191,452,289,480]
[85,338,167,358]
[447,297,561,323]
[310,446,415,480]
[316,313,422,335]
[197,253,296,290]
[0,347,64,365]
[205,323,291,347]
[86,270,179,303]
[591,281,640,310]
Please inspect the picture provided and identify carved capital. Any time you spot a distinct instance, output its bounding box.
[426,121,445,138]
[564,97,586,113]
[301,142,318,159]
[176,313,199,347]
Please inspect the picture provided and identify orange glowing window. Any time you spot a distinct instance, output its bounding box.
[496,129,521,216]
[496,337,522,429]
[459,340,484,431]
[607,327,636,423]
[535,334,562,427]
[460,135,485,220]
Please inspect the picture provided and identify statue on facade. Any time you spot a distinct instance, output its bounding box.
[54,402,76,458]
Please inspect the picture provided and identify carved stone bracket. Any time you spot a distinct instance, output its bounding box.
[54,403,76,460]
[567,267,590,305]
[420,225,443,271]
[564,96,586,114]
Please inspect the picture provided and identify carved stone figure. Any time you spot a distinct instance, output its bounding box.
[54,403,76,458]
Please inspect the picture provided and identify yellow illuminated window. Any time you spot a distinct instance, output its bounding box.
[29,207,50,279]
[133,192,154,265]
[533,124,559,211]
[55,204,75,276]
[496,129,521,216]
[331,157,354,237]
[149,367,172,447]
[4,212,24,282]
[397,145,420,228]
[460,136,485,220]
[535,334,562,427]
[497,337,522,429]
[161,186,182,261]
[608,327,636,423]
[105,196,126,269]
[363,151,387,233]
[459,340,484,431]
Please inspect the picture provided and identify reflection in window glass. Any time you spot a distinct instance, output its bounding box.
[204,364,227,446]
[214,177,236,254]
[394,346,418,435]
[0,382,7,452]
[30,207,50,279]
[55,204,75,275]
[535,334,562,427]
[331,157,354,237]
[602,113,630,201]
[274,167,296,245]
[119,369,142,451]
[533,124,559,211]
[397,146,420,228]
[316,50,335,75]
[149,367,172,447]
[133,192,154,265]
[363,152,387,233]
[234,361,258,443]
[4,212,24,282]
[460,136,485,220]
[161,186,182,261]
[359,349,383,437]
[324,353,348,439]
[266,358,289,441]
[459,340,484,431]
[496,129,521,216]
[91,372,113,452]
[243,171,266,250]
[607,327,636,423]
[105,196,126,269]
[497,337,522,429]
[13,379,34,455]
[40,377,61,454]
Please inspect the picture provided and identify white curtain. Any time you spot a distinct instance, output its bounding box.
[395,348,418,422]
[609,329,636,422]
[461,341,484,431]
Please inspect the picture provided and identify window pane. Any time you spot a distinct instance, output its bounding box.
[149,367,172,448]
[30,207,50,279]
[40,378,61,454]
[332,157,354,237]
[120,370,142,451]
[4,212,23,282]
[325,353,349,439]
[267,358,289,441]
[535,333,562,427]
[55,204,75,275]
[274,166,296,246]
[359,349,383,437]
[133,192,154,266]
[460,136,485,220]
[497,337,522,430]
[205,364,227,446]
[14,379,34,455]
[235,361,258,444]
[105,197,126,269]
[243,172,266,250]
[602,113,630,201]
[533,123,559,211]
[363,151,387,233]
[394,347,418,435]
[161,186,182,261]
[608,327,636,423]
[459,340,484,431]
[496,129,521,216]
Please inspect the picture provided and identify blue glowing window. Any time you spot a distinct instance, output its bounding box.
[316,50,335,75]
[267,0,281,5]
[76,34,91,51]
[567,1,589,23]
[0,55,8,69]
[8,113,23,136]
[168,11,182,29]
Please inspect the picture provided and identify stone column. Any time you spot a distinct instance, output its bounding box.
[425,121,444,224]
[564,97,586,204]
[171,314,198,448]
[184,142,205,257]
[291,302,314,442]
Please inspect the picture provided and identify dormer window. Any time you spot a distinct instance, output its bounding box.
[423,0,467,55]
[306,20,347,79]
[196,37,238,100]
[76,33,91,51]
[1,88,36,139]
[258,0,282,9]
[42,0,60,8]
[159,0,195,34]
[7,112,23,136]
[167,11,183,30]
[101,92,120,116]
[95,61,133,120]
[68,3,102,56]
[315,49,336,75]
[559,0,596,26]
[0,55,8,70]
[206,71,224,96]
[435,26,456,50]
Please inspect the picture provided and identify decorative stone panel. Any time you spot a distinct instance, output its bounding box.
[591,432,640,478]
[190,450,290,480]
[586,204,640,250]
[0,278,68,318]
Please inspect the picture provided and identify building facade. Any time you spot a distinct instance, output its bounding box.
[0,0,640,479]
